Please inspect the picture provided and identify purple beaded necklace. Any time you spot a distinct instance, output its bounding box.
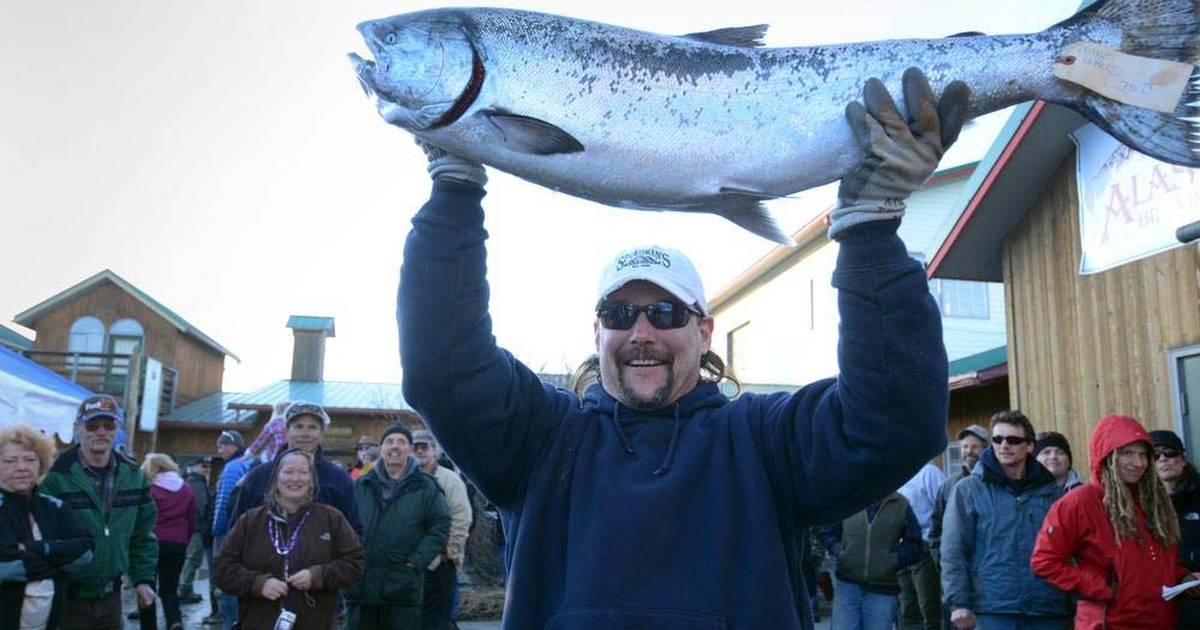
[267,507,311,579]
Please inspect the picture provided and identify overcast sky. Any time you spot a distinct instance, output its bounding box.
[1,0,1083,393]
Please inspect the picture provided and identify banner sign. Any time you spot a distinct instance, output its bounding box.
[1072,123,1200,275]
[139,358,162,432]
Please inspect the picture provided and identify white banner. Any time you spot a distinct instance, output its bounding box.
[1073,124,1200,275]
[139,358,162,432]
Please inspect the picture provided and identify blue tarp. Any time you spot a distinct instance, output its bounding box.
[0,346,127,446]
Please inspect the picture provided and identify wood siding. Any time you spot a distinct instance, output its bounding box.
[1002,152,1200,471]
[29,279,225,404]
[948,379,1010,441]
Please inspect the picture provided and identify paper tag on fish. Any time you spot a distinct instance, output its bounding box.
[1053,42,1191,113]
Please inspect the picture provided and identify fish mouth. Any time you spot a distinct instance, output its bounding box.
[347,52,379,99]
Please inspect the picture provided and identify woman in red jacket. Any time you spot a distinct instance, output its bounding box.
[1031,415,1197,629]
[140,453,196,630]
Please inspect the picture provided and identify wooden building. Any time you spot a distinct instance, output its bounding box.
[930,101,1200,470]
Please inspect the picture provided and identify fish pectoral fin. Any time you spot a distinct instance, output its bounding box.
[699,192,794,245]
[681,25,769,48]
[480,110,585,155]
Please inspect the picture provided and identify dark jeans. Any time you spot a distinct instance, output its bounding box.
[421,559,456,630]
[898,551,941,630]
[62,589,122,630]
[141,540,188,629]
[345,603,420,629]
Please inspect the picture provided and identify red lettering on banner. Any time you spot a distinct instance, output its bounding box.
[1101,182,1133,244]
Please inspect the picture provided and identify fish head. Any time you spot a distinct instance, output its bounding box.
[349,14,477,131]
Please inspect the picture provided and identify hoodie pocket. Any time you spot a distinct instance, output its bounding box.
[544,608,727,630]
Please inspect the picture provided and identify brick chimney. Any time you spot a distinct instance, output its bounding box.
[287,316,335,382]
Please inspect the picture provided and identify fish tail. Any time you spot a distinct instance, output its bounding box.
[1053,0,1200,166]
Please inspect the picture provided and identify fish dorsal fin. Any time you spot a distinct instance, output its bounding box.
[682,25,769,48]
[480,109,585,155]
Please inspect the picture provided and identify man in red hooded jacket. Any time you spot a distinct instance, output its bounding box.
[1031,415,1199,629]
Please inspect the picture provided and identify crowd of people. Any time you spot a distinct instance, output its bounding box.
[0,393,473,630]
[807,410,1200,629]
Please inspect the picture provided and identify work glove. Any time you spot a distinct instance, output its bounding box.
[416,139,487,188]
[828,67,970,240]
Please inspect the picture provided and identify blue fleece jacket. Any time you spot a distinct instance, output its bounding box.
[398,180,949,630]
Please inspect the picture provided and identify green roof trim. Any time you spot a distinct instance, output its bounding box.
[948,345,1008,378]
[13,270,238,361]
[287,316,336,336]
[229,380,408,414]
[0,324,33,351]
[162,392,258,425]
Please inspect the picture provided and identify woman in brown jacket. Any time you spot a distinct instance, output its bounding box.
[213,449,363,630]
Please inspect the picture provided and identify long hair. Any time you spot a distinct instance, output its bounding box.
[1100,449,1179,546]
[570,350,741,397]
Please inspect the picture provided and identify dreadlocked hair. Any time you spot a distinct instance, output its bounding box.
[1100,450,1179,547]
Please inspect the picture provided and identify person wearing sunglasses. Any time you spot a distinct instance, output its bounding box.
[1151,429,1200,629]
[941,410,1070,630]
[40,395,158,630]
[1032,416,1200,630]
[398,68,965,630]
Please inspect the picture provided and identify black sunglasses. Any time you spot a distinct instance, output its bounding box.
[992,435,1029,446]
[1156,449,1182,460]
[597,300,702,331]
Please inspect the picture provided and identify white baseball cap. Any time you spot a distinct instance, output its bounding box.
[596,245,707,315]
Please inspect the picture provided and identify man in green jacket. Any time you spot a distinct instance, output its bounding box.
[345,422,450,630]
[41,395,158,630]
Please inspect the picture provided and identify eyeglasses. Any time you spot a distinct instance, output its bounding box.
[84,419,118,432]
[597,300,701,331]
[1156,450,1182,460]
[992,435,1029,446]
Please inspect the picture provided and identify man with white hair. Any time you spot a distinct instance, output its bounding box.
[399,69,966,629]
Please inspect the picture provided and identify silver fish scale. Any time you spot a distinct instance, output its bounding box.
[420,8,1087,211]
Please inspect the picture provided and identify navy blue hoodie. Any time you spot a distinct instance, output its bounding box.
[398,180,949,630]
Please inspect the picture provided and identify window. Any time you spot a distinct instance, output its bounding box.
[931,279,990,319]
[727,322,751,376]
[107,318,144,376]
[68,316,105,369]
[1171,344,1200,467]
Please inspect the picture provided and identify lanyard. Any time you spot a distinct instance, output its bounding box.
[267,507,311,580]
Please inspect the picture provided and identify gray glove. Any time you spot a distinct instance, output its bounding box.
[416,139,487,188]
[828,67,970,240]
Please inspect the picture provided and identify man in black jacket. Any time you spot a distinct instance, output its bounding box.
[1151,430,1200,629]
[178,457,212,606]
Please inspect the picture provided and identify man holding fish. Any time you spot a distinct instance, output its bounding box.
[394,66,964,629]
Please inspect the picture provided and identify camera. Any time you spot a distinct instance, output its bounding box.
[273,609,297,630]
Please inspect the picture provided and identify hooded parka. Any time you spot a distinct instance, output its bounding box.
[1030,415,1191,630]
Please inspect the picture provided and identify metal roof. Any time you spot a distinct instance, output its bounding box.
[13,270,239,361]
[947,345,1009,391]
[287,316,336,336]
[229,380,408,414]
[0,324,33,351]
[162,391,259,425]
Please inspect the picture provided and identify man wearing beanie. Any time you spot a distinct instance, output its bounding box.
[1034,432,1081,490]
[346,423,449,629]
[1151,429,1200,629]
[229,401,361,535]
[399,69,963,629]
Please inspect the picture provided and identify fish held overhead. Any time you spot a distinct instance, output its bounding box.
[348,0,1200,243]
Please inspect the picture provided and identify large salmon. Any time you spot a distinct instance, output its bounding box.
[349,0,1200,242]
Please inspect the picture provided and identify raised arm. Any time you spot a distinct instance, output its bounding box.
[752,68,963,524]
[397,150,573,507]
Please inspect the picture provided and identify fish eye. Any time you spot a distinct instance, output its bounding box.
[384,32,397,45]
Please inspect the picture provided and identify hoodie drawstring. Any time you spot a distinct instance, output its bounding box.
[653,406,683,476]
[612,405,635,455]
